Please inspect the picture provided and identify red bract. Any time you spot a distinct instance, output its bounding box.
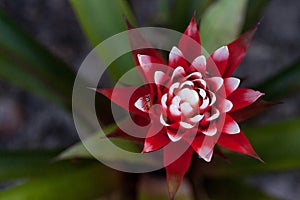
[98,16,267,199]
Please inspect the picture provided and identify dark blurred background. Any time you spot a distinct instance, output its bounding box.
[0,0,299,199]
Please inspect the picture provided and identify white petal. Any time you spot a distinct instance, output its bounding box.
[186,72,202,79]
[180,121,194,129]
[171,66,185,81]
[198,145,214,162]
[137,54,152,73]
[189,114,204,123]
[199,88,207,98]
[208,91,217,105]
[223,116,240,134]
[154,71,166,85]
[220,99,233,113]
[171,96,181,107]
[203,123,218,136]
[170,46,184,59]
[224,77,240,95]
[191,55,206,72]
[169,47,185,69]
[169,82,180,95]
[170,104,181,116]
[177,88,199,107]
[206,77,224,91]
[161,94,168,109]
[134,97,147,112]
[167,132,182,142]
[180,80,194,88]
[160,114,170,126]
[207,108,220,121]
[193,78,207,88]
[212,46,229,62]
[199,98,210,110]
[203,149,214,162]
[180,102,194,117]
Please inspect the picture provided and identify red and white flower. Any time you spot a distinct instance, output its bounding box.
[98,16,267,199]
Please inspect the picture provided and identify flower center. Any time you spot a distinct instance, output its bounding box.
[176,88,199,108]
[175,87,199,117]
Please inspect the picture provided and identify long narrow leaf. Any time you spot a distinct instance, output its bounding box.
[0,160,120,200]
[0,150,59,180]
[69,0,137,82]
[0,8,75,108]
[69,0,136,46]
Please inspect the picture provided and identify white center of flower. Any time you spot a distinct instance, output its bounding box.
[173,87,201,118]
[180,102,194,117]
[176,88,199,108]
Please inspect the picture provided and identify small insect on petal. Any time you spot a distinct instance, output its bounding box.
[144,94,152,110]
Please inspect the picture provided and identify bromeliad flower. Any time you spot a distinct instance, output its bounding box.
[97,16,268,199]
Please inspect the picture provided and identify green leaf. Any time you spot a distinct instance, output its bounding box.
[58,121,162,170]
[0,8,75,109]
[0,150,60,180]
[0,160,120,200]
[200,0,248,54]
[206,118,300,177]
[58,131,161,170]
[57,123,118,160]
[69,0,137,82]
[254,57,300,100]
[69,0,136,46]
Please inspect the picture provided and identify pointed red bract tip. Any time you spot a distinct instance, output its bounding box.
[178,14,201,61]
[164,143,193,199]
[123,14,134,30]
[217,131,261,160]
[222,24,259,77]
